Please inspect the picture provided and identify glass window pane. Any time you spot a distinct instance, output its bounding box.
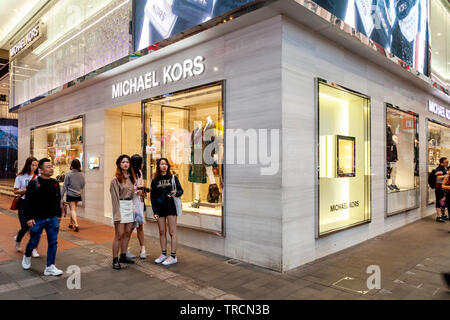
[144,83,224,234]
[427,121,450,204]
[386,105,419,215]
[30,118,84,200]
[318,82,371,236]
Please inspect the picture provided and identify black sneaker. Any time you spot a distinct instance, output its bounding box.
[442,273,450,288]
[442,215,449,221]
[112,260,121,270]
[119,257,135,264]
[436,216,446,223]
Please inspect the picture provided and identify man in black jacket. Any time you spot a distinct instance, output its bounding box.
[21,158,63,276]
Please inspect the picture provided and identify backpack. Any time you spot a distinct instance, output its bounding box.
[428,169,437,189]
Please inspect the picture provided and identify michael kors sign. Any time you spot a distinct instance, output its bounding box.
[112,56,205,99]
[10,23,41,59]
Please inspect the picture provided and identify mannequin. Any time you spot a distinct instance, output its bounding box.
[386,124,399,191]
[189,121,206,208]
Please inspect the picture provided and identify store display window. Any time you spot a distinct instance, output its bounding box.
[385,104,419,216]
[30,117,84,188]
[427,120,450,204]
[317,80,371,236]
[143,82,224,235]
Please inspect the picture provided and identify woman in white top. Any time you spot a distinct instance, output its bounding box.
[13,156,39,257]
[125,154,146,259]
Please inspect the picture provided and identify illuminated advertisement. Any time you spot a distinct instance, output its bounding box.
[313,0,429,75]
[134,0,253,52]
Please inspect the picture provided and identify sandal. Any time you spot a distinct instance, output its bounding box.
[74,226,79,232]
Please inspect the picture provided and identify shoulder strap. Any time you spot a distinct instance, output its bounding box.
[171,175,177,192]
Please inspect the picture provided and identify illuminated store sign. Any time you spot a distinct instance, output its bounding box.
[112,56,205,99]
[10,24,41,59]
[428,100,450,120]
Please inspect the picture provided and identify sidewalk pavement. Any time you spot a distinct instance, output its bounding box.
[0,193,449,300]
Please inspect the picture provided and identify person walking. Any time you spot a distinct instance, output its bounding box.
[13,156,40,257]
[110,155,136,270]
[151,158,183,266]
[21,158,63,276]
[125,154,147,260]
[61,159,85,232]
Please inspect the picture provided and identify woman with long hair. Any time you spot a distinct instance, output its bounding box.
[151,158,183,266]
[125,154,147,259]
[110,154,136,270]
[61,159,85,232]
[13,156,40,257]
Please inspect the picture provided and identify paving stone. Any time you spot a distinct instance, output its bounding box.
[0,289,33,300]
[23,283,59,298]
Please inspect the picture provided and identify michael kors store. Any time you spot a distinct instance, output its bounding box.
[16,9,450,272]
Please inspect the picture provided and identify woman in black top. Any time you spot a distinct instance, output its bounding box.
[151,158,183,266]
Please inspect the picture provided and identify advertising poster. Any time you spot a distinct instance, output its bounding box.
[313,0,429,75]
[134,0,253,52]
[0,120,18,179]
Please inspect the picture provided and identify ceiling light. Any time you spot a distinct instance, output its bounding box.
[24,64,29,67]
[14,9,19,13]
[437,33,441,36]
[435,52,439,55]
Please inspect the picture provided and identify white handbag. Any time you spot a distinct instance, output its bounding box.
[171,175,183,216]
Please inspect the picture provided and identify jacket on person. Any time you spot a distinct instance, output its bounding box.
[24,176,62,222]
[61,169,85,198]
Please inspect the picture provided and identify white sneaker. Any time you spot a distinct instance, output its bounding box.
[126,250,136,259]
[22,255,31,270]
[140,249,146,260]
[32,249,40,258]
[154,254,167,264]
[14,236,21,252]
[162,256,177,266]
[44,264,63,276]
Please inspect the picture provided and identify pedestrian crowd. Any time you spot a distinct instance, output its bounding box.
[11,154,183,276]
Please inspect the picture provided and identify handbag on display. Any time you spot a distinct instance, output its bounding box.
[207,183,220,203]
[171,175,183,217]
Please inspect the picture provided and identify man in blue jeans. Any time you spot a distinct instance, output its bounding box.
[22,158,63,276]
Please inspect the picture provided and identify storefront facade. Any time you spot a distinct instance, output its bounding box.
[11,1,450,272]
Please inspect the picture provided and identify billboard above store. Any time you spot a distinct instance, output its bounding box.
[312,0,430,75]
[134,0,253,52]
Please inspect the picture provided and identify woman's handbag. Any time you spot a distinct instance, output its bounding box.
[171,175,183,216]
[10,196,20,210]
[133,194,145,225]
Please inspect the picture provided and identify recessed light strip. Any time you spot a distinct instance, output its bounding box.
[39,0,129,61]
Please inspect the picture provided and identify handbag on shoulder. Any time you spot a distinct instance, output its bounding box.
[171,175,183,216]
[10,196,20,210]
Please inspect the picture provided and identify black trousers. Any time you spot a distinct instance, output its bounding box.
[16,199,29,243]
